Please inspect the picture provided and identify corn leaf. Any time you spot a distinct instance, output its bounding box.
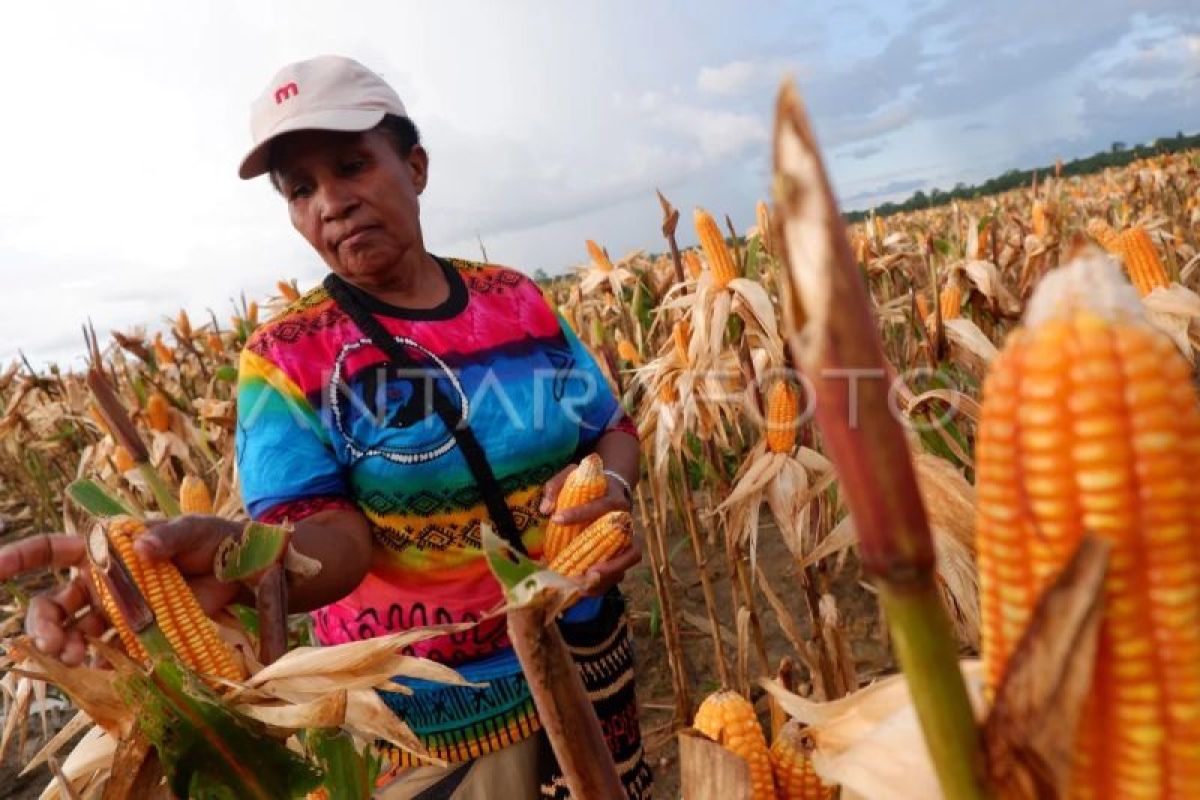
[66,479,133,518]
[214,521,291,583]
[307,727,381,800]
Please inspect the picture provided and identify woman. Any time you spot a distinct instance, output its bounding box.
[5,55,651,799]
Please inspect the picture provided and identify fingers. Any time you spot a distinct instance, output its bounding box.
[188,574,245,616]
[25,573,94,656]
[582,540,643,596]
[58,611,107,667]
[539,464,577,515]
[0,534,86,579]
[136,515,238,574]
[551,494,625,526]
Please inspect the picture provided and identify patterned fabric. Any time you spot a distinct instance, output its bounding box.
[235,257,643,773]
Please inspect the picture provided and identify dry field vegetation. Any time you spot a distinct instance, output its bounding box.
[1,85,1199,798]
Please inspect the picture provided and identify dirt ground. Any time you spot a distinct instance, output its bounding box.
[0,512,894,799]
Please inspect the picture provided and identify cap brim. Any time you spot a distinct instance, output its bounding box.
[237,107,388,180]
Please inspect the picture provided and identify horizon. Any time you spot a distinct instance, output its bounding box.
[2,0,1196,368]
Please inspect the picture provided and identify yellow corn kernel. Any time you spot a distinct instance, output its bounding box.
[915,292,932,322]
[766,381,800,454]
[543,454,609,560]
[100,518,243,681]
[694,690,777,800]
[246,302,259,327]
[695,208,739,289]
[658,379,679,404]
[683,250,703,280]
[206,331,224,354]
[1031,199,1049,239]
[175,309,192,340]
[179,475,213,515]
[153,333,175,366]
[1115,227,1169,297]
[547,511,633,577]
[672,320,691,366]
[586,239,614,273]
[977,259,1200,797]
[771,721,834,800]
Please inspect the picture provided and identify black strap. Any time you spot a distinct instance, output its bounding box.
[411,761,473,800]
[323,273,527,555]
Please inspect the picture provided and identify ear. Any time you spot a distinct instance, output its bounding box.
[407,145,430,195]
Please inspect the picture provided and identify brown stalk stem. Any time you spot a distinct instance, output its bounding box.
[655,189,687,287]
[636,480,691,725]
[507,605,625,799]
[773,81,989,798]
[669,459,731,687]
[256,564,288,665]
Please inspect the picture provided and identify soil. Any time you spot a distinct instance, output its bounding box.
[0,511,895,800]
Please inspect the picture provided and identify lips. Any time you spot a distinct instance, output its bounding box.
[334,224,379,250]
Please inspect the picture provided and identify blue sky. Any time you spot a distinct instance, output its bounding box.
[1,0,1196,365]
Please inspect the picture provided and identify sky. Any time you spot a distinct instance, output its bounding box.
[1,0,1197,366]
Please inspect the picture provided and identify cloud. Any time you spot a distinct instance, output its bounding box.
[840,178,926,209]
[697,61,759,94]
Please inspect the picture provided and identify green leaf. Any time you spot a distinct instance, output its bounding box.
[214,521,291,583]
[227,604,260,638]
[67,479,134,518]
[215,365,238,383]
[481,525,541,592]
[308,728,381,800]
[122,653,323,800]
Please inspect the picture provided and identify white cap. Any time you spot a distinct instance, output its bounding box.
[238,55,408,180]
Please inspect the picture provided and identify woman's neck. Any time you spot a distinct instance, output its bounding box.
[348,250,449,310]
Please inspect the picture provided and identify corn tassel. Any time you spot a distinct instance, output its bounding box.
[695,208,739,289]
[152,333,175,366]
[766,381,800,454]
[547,511,633,577]
[206,331,224,353]
[977,254,1200,798]
[179,475,214,515]
[756,199,773,255]
[175,309,192,340]
[146,393,171,433]
[693,690,777,800]
[99,518,243,681]
[1115,226,1170,297]
[543,454,608,560]
[277,280,301,302]
[770,721,834,800]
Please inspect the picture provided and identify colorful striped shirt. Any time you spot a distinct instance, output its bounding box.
[235,256,635,761]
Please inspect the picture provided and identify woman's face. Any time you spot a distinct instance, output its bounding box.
[271,128,429,286]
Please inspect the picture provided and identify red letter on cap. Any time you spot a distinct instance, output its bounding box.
[274,82,299,104]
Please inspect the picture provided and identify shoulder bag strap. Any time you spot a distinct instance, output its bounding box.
[322,273,528,555]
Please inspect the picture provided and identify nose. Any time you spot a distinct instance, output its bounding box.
[316,180,359,223]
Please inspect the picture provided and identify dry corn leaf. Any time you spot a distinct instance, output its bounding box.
[678,729,752,800]
[983,536,1109,798]
[37,726,115,800]
[22,710,93,777]
[237,690,347,730]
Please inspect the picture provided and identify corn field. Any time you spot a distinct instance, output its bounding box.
[2,83,1200,799]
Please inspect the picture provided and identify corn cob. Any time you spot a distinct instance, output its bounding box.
[206,331,224,354]
[152,333,175,366]
[547,511,633,577]
[1115,226,1170,296]
[976,254,1200,798]
[179,475,213,515]
[693,690,777,800]
[617,339,642,366]
[1031,199,1049,239]
[683,250,703,280]
[770,721,834,800]
[146,393,171,433]
[695,208,739,289]
[915,292,932,322]
[586,239,614,273]
[939,282,962,321]
[766,381,800,454]
[658,379,679,404]
[96,517,243,681]
[543,454,608,560]
[113,446,136,473]
[756,200,772,255]
[247,301,259,327]
[277,280,301,302]
[175,309,192,339]
[672,320,691,366]
[1086,218,1121,253]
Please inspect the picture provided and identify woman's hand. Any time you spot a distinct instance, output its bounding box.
[0,515,245,666]
[539,461,642,596]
